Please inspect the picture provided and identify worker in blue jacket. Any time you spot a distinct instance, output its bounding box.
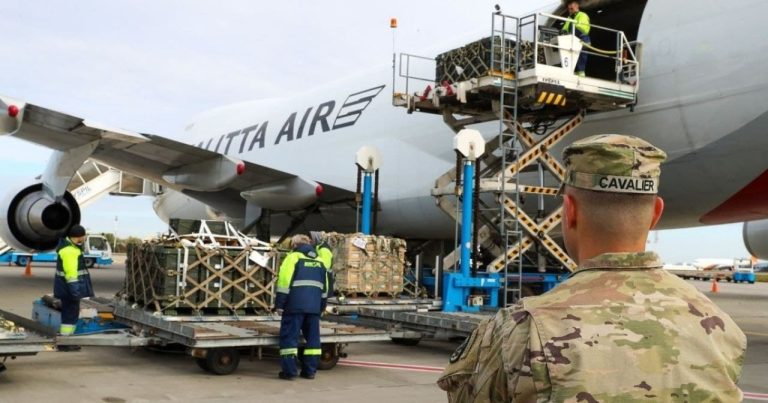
[53,225,94,346]
[275,234,332,380]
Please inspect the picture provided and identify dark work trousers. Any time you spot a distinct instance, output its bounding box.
[279,313,322,377]
[576,34,590,74]
[60,297,80,333]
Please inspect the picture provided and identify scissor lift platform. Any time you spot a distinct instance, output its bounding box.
[392,10,641,306]
[394,69,637,121]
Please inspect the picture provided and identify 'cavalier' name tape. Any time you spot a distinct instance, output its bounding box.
[568,172,658,194]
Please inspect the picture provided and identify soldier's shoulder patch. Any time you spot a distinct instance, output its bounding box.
[449,336,470,363]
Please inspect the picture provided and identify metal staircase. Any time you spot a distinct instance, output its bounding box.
[0,161,150,254]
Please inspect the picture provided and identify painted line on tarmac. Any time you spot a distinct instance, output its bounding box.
[744,391,768,401]
[338,359,444,373]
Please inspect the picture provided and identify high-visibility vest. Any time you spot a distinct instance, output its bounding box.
[53,238,94,299]
[275,245,330,314]
[563,11,591,36]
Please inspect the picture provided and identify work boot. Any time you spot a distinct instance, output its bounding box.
[278,371,295,380]
[57,345,82,352]
[300,372,315,380]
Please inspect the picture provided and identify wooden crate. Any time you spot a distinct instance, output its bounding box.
[321,233,406,297]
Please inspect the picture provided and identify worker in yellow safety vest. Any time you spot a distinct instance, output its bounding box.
[311,231,335,298]
[561,0,591,77]
[275,234,332,380]
[53,224,95,351]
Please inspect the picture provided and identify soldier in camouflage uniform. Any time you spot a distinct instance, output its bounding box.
[437,134,747,402]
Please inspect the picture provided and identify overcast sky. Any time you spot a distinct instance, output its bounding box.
[0,1,752,262]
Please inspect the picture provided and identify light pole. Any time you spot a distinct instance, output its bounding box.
[113,215,118,250]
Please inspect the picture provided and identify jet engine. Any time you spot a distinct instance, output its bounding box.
[0,183,81,251]
[743,219,768,260]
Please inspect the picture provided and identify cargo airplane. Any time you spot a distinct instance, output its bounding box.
[1,0,768,260]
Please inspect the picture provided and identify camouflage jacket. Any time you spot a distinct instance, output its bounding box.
[437,252,747,402]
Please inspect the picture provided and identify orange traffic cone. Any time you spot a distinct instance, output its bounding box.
[710,278,718,293]
[23,259,33,278]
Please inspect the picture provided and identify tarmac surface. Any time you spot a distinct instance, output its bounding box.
[0,260,766,402]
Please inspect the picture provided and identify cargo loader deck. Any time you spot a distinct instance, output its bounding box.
[2,296,393,376]
[0,308,57,373]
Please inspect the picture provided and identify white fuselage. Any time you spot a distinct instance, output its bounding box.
[162,0,768,238]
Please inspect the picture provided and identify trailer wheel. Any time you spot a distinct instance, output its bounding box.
[84,258,96,268]
[202,348,240,375]
[15,256,30,267]
[317,344,340,371]
[195,358,210,372]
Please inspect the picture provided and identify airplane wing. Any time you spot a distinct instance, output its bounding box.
[0,97,354,217]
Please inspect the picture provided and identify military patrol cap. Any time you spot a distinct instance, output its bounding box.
[68,224,86,237]
[561,134,666,194]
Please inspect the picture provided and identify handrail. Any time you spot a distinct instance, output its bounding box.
[529,11,639,85]
[398,53,435,83]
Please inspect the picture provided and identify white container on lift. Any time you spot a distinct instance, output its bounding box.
[543,34,584,74]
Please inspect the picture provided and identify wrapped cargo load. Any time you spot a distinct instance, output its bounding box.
[435,36,543,84]
[320,232,407,297]
[122,220,276,315]
[0,314,26,340]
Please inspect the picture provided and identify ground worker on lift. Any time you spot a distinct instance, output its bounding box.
[438,135,746,401]
[53,224,95,350]
[562,0,591,77]
[275,234,332,380]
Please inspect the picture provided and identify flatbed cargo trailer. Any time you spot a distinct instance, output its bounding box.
[330,306,491,345]
[666,269,732,282]
[2,297,392,376]
[0,309,57,373]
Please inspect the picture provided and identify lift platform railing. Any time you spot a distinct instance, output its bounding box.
[392,11,640,105]
[535,12,640,85]
[392,53,437,110]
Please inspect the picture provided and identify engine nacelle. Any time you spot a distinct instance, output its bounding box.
[0,184,81,251]
[240,177,323,211]
[152,189,243,227]
[743,219,768,259]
